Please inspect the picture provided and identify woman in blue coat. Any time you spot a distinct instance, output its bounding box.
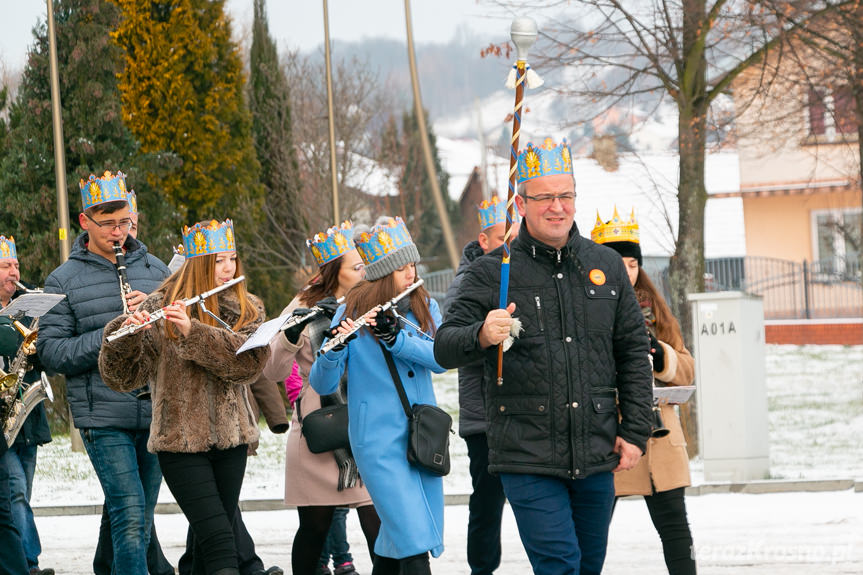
[310,217,446,575]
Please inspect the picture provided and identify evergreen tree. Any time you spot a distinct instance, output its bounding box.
[0,0,179,285]
[112,0,261,221]
[241,0,306,314]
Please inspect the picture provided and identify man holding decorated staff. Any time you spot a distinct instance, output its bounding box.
[441,197,519,575]
[37,171,170,575]
[0,236,54,575]
[434,139,653,575]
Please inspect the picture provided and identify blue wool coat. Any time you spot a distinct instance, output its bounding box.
[310,299,447,560]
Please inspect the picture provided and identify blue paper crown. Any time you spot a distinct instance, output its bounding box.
[0,235,17,260]
[355,217,414,267]
[80,171,129,211]
[517,138,573,184]
[478,195,521,230]
[127,190,138,215]
[307,221,355,267]
[181,219,236,259]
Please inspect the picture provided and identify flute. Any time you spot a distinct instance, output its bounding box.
[318,278,424,355]
[278,296,345,332]
[106,276,245,342]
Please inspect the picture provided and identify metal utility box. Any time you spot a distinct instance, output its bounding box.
[688,291,769,481]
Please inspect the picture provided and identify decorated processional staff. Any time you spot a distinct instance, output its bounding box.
[434,139,654,575]
[37,170,170,575]
[99,218,268,575]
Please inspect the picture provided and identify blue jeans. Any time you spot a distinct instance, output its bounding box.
[320,507,353,567]
[500,472,615,575]
[2,444,41,569]
[81,427,162,575]
[0,450,28,575]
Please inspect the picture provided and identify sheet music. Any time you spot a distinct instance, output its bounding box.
[653,385,695,404]
[167,253,185,273]
[0,293,66,319]
[235,315,289,355]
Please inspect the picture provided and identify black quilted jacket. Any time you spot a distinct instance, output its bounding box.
[434,222,653,479]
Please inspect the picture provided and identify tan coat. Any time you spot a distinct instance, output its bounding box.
[263,297,372,508]
[99,288,269,454]
[615,339,695,496]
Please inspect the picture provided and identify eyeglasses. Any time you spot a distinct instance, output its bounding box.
[522,192,576,206]
[85,213,134,232]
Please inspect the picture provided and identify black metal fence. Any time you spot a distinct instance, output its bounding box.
[425,256,862,320]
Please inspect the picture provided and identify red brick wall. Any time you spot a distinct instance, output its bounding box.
[765,322,863,345]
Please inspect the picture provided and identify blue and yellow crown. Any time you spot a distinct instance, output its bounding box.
[80,171,129,211]
[478,195,521,230]
[307,221,355,268]
[591,206,639,244]
[517,138,573,184]
[127,190,138,215]
[0,235,17,260]
[355,217,420,281]
[181,219,236,259]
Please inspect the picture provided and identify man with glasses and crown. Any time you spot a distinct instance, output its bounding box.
[37,170,170,575]
[435,139,653,575]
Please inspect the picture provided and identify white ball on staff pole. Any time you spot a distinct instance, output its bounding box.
[510,17,538,62]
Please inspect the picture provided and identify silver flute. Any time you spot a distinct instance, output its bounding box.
[278,296,345,332]
[106,276,245,342]
[319,278,424,355]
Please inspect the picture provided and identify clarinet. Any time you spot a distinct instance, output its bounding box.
[113,242,132,315]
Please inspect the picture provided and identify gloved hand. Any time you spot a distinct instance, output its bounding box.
[372,309,400,346]
[315,296,340,320]
[326,325,357,353]
[648,332,665,373]
[282,308,315,345]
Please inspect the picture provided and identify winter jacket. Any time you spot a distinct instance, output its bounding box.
[310,299,446,559]
[36,233,170,429]
[98,287,268,453]
[0,302,51,448]
[434,222,653,480]
[442,240,488,437]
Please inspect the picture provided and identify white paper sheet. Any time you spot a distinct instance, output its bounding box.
[653,385,696,404]
[235,315,289,355]
[0,293,66,318]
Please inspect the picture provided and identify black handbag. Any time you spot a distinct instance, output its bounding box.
[381,344,452,476]
[298,398,350,454]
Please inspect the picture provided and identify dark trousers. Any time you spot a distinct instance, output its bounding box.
[94,509,175,575]
[293,505,380,575]
[159,445,248,575]
[0,448,28,575]
[465,433,506,575]
[178,510,264,575]
[500,472,615,575]
[371,552,430,575]
[643,487,697,575]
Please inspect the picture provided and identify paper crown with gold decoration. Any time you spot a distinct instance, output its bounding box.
[517,138,573,184]
[127,190,138,215]
[591,206,641,265]
[0,235,17,260]
[181,219,236,259]
[478,195,521,230]
[79,171,129,211]
[355,217,421,281]
[307,221,356,267]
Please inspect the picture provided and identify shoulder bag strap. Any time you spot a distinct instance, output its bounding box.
[379,343,413,420]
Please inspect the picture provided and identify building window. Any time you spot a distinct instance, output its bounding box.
[833,86,858,135]
[808,87,826,136]
[807,85,859,140]
[812,209,861,280]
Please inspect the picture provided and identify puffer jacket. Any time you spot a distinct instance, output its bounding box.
[36,233,169,429]
[442,240,488,437]
[98,287,269,453]
[435,222,653,480]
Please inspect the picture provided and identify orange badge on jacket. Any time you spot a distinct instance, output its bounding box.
[589,269,606,285]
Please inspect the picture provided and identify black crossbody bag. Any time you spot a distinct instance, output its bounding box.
[380,343,452,476]
[298,398,350,454]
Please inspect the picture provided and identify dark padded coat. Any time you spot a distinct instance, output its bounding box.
[442,240,488,438]
[434,222,653,480]
[36,233,170,430]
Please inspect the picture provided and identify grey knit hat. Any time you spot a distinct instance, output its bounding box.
[356,216,421,281]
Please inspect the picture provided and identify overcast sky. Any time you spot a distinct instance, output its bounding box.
[0,0,510,71]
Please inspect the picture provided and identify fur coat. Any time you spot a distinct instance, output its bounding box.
[98,287,269,454]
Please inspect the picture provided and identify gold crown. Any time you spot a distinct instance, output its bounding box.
[591,206,639,245]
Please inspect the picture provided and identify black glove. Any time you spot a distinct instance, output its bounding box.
[648,332,665,373]
[372,310,400,346]
[314,296,340,320]
[326,325,357,352]
[282,308,315,345]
